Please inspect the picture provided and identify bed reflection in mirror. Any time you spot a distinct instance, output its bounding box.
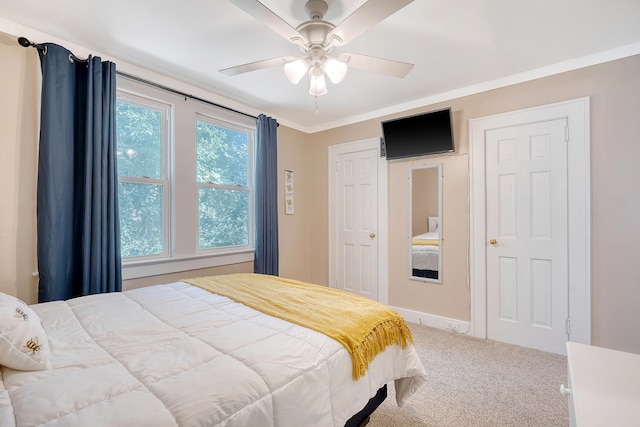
[410,164,442,283]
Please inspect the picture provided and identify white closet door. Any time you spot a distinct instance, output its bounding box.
[485,118,568,354]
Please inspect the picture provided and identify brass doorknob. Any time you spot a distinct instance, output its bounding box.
[370,233,376,238]
[489,239,497,245]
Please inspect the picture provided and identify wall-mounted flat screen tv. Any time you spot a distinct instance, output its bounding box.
[381,108,454,160]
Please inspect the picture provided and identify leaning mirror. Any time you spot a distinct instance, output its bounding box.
[409,164,442,283]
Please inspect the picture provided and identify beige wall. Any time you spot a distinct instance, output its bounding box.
[275,125,313,283]
[2,28,640,354]
[0,33,39,304]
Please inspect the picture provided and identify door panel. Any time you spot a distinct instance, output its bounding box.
[485,118,568,354]
[335,148,378,300]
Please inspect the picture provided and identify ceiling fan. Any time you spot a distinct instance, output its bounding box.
[220,0,415,96]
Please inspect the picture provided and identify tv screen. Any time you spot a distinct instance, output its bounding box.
[381,108,454,160]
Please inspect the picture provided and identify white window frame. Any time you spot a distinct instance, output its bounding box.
[116,77,256,280]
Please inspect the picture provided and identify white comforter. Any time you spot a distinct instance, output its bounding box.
[412,232,440,271]
[1,282,427,427]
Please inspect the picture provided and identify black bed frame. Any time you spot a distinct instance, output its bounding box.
[344,384,388,427]
[412,268,438,280]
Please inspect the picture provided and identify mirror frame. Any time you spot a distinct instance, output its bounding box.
[408,164,442,283]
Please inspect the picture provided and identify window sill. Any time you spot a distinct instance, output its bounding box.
[122,250,254,280]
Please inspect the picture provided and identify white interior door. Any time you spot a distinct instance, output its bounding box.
[331,144,379,300]
[485,119,568,354]
[471,97,591,354]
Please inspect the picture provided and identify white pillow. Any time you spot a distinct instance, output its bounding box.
[0,293,51,371]
[428,216,440,233]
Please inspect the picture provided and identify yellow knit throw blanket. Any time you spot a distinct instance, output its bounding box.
[411,237,439,246]
[183,273,413,380]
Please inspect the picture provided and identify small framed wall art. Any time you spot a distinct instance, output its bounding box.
[285,169,294,215]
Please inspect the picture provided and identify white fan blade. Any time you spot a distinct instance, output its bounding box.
[229,0,303,44]
[220,56,294,76]
[327,0,414,46]
[338,53,414,78]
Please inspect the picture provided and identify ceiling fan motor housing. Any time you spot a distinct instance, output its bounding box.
[296,20,336,50]
[296,0,338,50]
[305,0,328,20]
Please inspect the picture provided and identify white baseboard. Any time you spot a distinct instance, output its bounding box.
[391,306,471,335]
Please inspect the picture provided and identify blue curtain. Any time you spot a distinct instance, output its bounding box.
[254,114,279,275]
[37,43,121,302]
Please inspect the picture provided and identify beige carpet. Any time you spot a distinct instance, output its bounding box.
[369,323,569,427]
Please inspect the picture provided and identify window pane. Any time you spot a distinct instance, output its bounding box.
[196,121,247,186]
[116,101,162,179]
[119,182,164,257]
[199,188,248,249]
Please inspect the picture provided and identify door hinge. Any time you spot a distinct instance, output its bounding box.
[565,318,571,336]
[564,126,569,142]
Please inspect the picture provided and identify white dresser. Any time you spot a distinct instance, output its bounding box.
[563,342,640,426]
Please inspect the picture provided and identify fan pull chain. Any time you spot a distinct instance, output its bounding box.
[315,96,318,114]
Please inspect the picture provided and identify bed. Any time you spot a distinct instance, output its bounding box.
[411,231,440,279]
[0,273,427,427]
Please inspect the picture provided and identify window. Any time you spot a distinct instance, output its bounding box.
[116,79,255,279]
[196,116,251,250]
[116,95,170,259]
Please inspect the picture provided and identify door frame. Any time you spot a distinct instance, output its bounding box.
[469,97,591,345]
[328,138,388,304]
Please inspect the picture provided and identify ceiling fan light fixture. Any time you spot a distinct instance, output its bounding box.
[224,0,416,101]
[323,57,348,84]
[284,58,309,84]
[308,67,328,96]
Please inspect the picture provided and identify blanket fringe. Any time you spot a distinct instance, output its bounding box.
[350,316,414,380]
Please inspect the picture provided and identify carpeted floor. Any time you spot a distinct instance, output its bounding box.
[368,323,569,427]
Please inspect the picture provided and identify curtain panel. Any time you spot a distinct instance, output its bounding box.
[254,114,279,275]
[37,43,121,302]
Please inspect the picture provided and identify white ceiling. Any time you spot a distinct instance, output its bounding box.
[2,0,640,132]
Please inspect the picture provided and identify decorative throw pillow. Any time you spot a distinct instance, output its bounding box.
[0,292,51,371]
[428,216,440,233]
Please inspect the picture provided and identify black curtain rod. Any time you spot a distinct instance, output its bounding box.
[18,36,43,49]
[18,36,272,125]
[115,70,263,122]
